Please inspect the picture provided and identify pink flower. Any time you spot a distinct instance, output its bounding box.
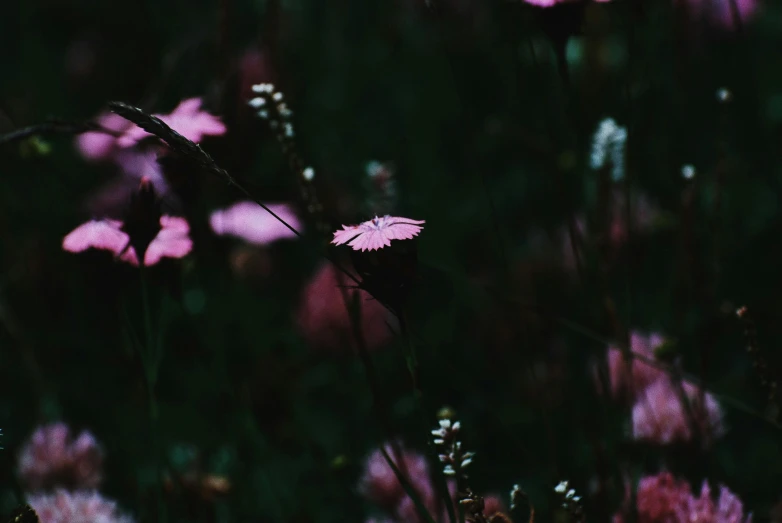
[27,489,135,523]
[632,379,725,444]
[332,215,425,252]
[62,216,192,267]
[359,444,431,510]
[606,332,668,400]
[17,423,103,491]
[683,0,758,29]
[616,472,751,523]
[75,112,134,162]
[209,201,301,245]
[117,98,227,148]
[296,263,394,352]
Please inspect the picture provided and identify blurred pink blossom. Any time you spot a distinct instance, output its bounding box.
[684,0,758,29]
[27,489,135,523]
[117,98,227,148]
[296,263,393,352]
[209,201,301,245]
[606,332,668,400]
[332,215,425,251]
[359,444,430,510]
[18,423,103,491]
[76,112,134,162]
[632,379,725,444]
[616,472,751,523]
[63,216,192,267]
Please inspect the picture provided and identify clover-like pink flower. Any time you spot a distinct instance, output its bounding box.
[18,423,104,491]
[606,332,668,400]
[209,201,301,245]
[27,489,135,523]
[117,98,227,148]
[63,215,192,266]
[332,216,425,251]
[632,379,725,445]
[359,444,431,510]
[615,472,751,523]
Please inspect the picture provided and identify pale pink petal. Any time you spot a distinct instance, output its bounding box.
[117,98,226,148]
[210,201,301,245]
[75,112,132,161]
[332,225,362,245]
[142,216,193,266]
[63,220,129,255]
[349,230,391,251]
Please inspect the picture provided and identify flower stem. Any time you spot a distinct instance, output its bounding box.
[139,265,166,523]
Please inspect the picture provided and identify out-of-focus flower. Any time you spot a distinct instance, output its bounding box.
[606,332,668,400]
[590,118,627,182]
[683,0,758,30]
[359,444,430,510]
[632,379,725,444]
[209,201,301,245]
[616,472,751,523]
[76,112,134,162]
[18,423,103,491]
[332,216,425,252]
[117,98,227,148]
[296,263,393,351]
[63,215,192,267]
[27,489,135,523]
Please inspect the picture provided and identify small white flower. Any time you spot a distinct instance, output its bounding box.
[681,164,696,180]
[302,167,315,181]
[273,92,284,102]
[258,110,269,119]
[452,421,461,431]
[554,481,568,494]
[461,458,473,468]
[716,88,732,102]
[443,465,456,476]
[439,419,451,429]
[573,496,581,502]
[433,438,445,445]
[284,123,294,138]
[590,118,627,182]
[248,97,266,109]
[566,489,575,499]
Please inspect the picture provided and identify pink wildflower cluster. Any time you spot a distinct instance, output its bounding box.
[296,264,394,352]
[605,332,724,444]
[18,423,104,491]
[27,489,135,523]
[359,443,505,523]
[332,216,425,252]
[615,472,751,523]
[62,215,192,267]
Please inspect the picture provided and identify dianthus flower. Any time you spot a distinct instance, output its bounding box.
[332,216,425,252]
[209,201,301,245]
[27,489,135,523]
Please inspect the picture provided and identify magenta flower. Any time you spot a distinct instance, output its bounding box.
[616,472,751,523]
[63,215,192,267]
[296,263,394,352]
[606,332,668,400]
[332,215,425,252]
[632,379,725,445]
[27,489,135,523]
[117,98,227,148]
[17,423,103,491]
[75,112,134,162]
[359,444,431,510]
[209,201,301,245]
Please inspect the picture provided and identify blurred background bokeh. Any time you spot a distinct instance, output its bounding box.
[2,0,782,521]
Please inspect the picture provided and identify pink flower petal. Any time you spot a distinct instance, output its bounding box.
[62,220,129,255]
[209,201,301,245]
[116,97,226,148]
[75,112,133,162]
[121,216,192,266]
